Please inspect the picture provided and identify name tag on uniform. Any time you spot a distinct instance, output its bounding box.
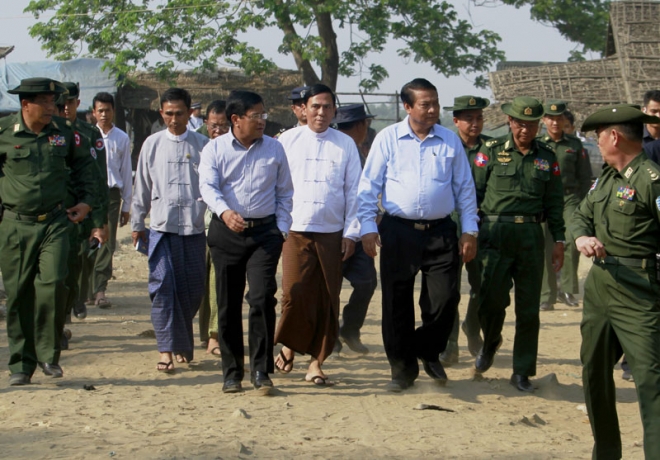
[48,135,67,147]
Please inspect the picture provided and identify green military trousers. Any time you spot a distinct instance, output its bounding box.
[64,218,92,316]
[0,211,70,375]
[581,262,660,460]
[541,193,581,303]
[477,221,544,376]
[76,219,96,305]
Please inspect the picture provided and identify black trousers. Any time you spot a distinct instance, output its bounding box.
[207,215,283,381]
[379,214,460,382]
[340,241,377,339]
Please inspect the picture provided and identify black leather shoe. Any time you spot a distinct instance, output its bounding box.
[439,343,459,367]
[510,374,534,392]
[39,363,64,378]
[9,373,31,386]
[461,322,484,358]
[421,359,448,385]
[222,379,243,394]
[385,379,414,393]
[250,371,273,395]
[341,334,369,354]
[558,291,579,307]
[539,302,554,311]
[475,336,503,373]
[73,301,88,319]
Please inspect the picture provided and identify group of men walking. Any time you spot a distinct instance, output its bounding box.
[2,75,660,459]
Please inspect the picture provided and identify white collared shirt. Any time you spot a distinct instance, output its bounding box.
[98,124,133,212]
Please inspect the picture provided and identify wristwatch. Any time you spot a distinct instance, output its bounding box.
[556,240,566,245]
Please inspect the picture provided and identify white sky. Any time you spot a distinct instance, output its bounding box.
[1,1,599,103]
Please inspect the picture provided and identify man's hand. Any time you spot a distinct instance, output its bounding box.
[341,238,356,262]
[552,242,565,272]
[131,230,147,247]
[362,232,381,258]
[575,236,606,259]
[119,211,130,227]
[459,233,477,263]
[221,210,246,233]
[90,226,108,244]
[66,202,91,223]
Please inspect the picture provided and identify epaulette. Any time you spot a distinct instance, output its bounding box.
[646,166,660,181]
[66,120,72,127]
[536,139,556,154]
[485,138,501,148]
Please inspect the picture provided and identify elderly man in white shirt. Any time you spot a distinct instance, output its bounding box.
[91,92,133,308]
[274,84,362,386]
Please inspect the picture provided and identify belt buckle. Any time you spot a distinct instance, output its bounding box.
[244,221,255,229]
[414,223,427,231]
[37,213,48,222]
[514,216,524,224]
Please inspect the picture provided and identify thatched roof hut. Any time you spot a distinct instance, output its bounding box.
[486,0,660,129]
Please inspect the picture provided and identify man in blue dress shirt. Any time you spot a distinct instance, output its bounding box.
[358,78,479,392]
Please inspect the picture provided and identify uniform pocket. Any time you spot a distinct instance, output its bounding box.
[6,148,34,175]
[527,169,550,196]
[493,165,518,191]
[608,199,635,237]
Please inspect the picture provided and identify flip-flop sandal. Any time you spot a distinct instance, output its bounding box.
[275,349,294,374]
[306,375,333,386]
[157,361,175,374]
[209,347,221,356]
[96,297,112,309]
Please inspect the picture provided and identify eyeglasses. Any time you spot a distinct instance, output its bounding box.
[208,123,229,131]
[510,118,539,130]
[244,113,268,121]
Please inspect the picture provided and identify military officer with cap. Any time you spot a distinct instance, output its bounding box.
[539,99,592,311]
[439,95,490,364]
[275,86,310,137]
[187,102,204,131]
[0,77,99,385]
[61,82,109,324]
[572,104,660,460]
[472,96,565,392]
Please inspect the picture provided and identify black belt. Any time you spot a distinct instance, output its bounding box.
[244,215,276,228]
[386,214,451,231]
[2,204,63,223]
[482,214,540,224]
[593,256,654,269]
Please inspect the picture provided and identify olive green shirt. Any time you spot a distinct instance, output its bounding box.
[196,123,209,138]
[0,112,98,216]
[538,133,592,199]
[570,152,660,259]
[71,118,109,228]
[464,134,491,166]
[473,133,566,241]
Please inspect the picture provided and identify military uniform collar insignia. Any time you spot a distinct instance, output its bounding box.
[14,123,20,132]
[624,167,634,179]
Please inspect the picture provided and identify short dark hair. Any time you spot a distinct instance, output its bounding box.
[612,123,643,143]
[160,87,191,109]
[401,78,437,107]
[564,110,575,126]
[302,84,337,106]
[643,90,660,107]
[206,99,226,115]
[226,90,264,119]
[93,92,115,110]
[337,119,366,132]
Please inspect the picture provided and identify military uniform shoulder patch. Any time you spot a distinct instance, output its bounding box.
[589,177,599,193]
[552,162,561,176]
[74,132,81,147]
[474,152,489,167]
[95,139,105,150]
[90,147,97,159]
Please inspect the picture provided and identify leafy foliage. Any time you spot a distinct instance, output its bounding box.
[26,0,505,90]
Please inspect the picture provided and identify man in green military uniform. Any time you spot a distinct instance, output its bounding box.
[0,78,99,385]
[439,95,489,364]
[571,105,660,460]
[472,96,565,392]
[539,100,593,310]
[61,82,109,324]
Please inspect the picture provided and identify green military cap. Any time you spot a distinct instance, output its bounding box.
[581,104,660,132]
[62,82,81,100]
[7,77,67,95]
[55,90,70,107]
[501,96,544,121]
[443,95,490,111]
[543,99,567,116]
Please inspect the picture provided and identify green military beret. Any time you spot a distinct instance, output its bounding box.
[7,77,67,95]
[543,99,567,116]
[581,104,660,132]
[501,96,544,121]
[62,82,81,100]
[443,95,490,111]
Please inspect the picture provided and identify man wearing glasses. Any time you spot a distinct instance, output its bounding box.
[197,100,229,139]
[200,90,293,395]
[472,96,565,392]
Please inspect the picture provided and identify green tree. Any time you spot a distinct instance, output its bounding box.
[26,0,504,90]
[472,0,610,58]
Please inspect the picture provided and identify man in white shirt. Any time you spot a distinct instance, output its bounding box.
[91,92,133,308]
[274,84,362,385]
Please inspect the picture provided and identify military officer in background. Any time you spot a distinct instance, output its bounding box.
[472,96,565,392]
[0,78,99,385]
[439,95,489,364]
[539,100,592,311]
[275,86,310,137]
[572,104,660,460]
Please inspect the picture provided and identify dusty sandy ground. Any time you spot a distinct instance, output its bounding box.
[0,224,646,459]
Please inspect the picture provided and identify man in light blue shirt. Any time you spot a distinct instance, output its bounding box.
[199,90,293,395]
[358,78,479,392]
